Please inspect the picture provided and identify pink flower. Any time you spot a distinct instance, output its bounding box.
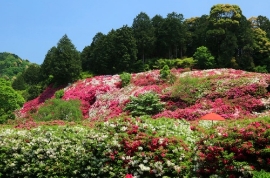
[125,174,133,178]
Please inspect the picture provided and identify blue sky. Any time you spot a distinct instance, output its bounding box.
[1,0,270,64]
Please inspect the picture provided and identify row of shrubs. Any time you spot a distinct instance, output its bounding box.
[1,116,269,177]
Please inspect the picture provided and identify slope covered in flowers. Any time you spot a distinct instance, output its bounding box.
[20,68,270,121]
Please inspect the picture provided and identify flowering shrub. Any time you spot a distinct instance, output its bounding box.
[171,75,211,105]
[19,84,63,117]
[195,117,270,177]
[19,68,270,121]
[0,117,198,177]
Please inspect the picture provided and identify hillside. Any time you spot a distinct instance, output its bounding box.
[0,52,35,80]
[20,68,270,121]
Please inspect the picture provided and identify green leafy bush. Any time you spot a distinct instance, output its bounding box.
[0,78,25,123]
[160,65,176,84]
[254,65,268,73]
[119,72,131,87]
[124,92,164,116]
[252,170,270,178]
[160,65,170,79]
[33,98,82,121]
[26,84,43,101]
[154,58,196,69]
[193,46,215,69]
[171,75,211,104]
[55,89,64,99]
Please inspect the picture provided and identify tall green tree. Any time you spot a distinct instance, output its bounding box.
[112,25,138,73]
[235,15,255,70]
[151,15,166,58]
[251,28,270,71]
[81,32,106,73]
[185,15,209,57]
[159,12,187,58]
[0,78,25,123]
[23,64,41,85]
[206,4,242,67]
[132,12,155,64]
[249,16,270,39]
[41,35,82,84]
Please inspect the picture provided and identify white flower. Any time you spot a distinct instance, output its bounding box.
[139,164,150,171]
[120,126,127,131]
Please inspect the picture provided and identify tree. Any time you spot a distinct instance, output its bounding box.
[185,15,209,57]
[159,12,187,58]
[193,46,215,69]
[251,28,270,71]
[40,35,82,85]
[249,15,270,39]
[23,64,41,85]
[12,74,26,90]
[206,4,243,67]
[0,78,25,123]
[132,12,155,63]
[151,15,166,58]
[81,32,105,73]
[112,25,138,73]
[235,15,255,70]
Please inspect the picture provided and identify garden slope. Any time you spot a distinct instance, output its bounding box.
[20,68,270,121]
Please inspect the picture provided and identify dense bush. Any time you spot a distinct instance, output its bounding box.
[160,65,170,80]
[0,78,25,124]
[195,117,270,177]
[120,72,131,87]
[33,98,82,121]
[124,92,165,116]
[54,89,64,99]
[0,117,196,177]
[0,117,269,177]
[171,75,211,104]
[154,58,196,69]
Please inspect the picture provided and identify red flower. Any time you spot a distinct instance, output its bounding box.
[125,174,133,178]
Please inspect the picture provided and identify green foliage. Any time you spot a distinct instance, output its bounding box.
[119,72,131,87]
[193,46,215,69]
[40,35,82,85]
[82,26,139,75]
[0,52,34,80]
[0,117,196,177]
[0,78,25,123]
[27,84,43,101]
[22,64,41,85]
[12,74,26,90]
[171,75,211,104]
[159,64,177,84]
[132,12,156,63]
[154,58,196,69]
[160,65,170,79]
[33,98,82,122]
[254,65,268,73]
[124,92,164,116]
[252,170,270,178]
[55,89,64,99]
[80,71,93,79]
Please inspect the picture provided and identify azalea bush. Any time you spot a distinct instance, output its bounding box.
[19,68,270,121]
[0,117,198,177]
[124,92,165,116]
[171,75,211,105]
[195,117,270,177]
[32,98,83,122]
